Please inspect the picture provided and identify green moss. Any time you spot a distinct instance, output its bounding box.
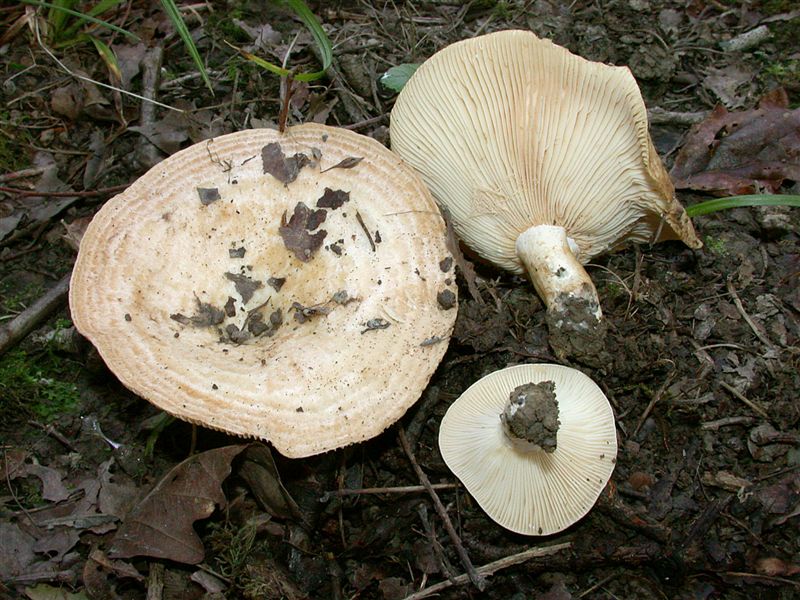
[0,349,81,424]
[704,235,729,257]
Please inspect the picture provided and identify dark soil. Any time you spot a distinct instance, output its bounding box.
[1,1,799,599]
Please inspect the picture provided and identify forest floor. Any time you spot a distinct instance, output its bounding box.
[1,1,799,599]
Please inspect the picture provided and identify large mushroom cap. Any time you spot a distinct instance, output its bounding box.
[390,30,701,361]
[438,364,617,536]
[390,29,701,270]
[70,123,457,458]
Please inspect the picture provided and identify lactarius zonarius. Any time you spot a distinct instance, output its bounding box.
[70,124,458,458]
[390,30,702,361]
[438,364,617,535]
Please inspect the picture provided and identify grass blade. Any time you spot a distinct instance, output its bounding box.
[88,36,122,83]
[21,0,138,41]
[685,194,800,217]
[158,0,214,94]
[232,0,332,82]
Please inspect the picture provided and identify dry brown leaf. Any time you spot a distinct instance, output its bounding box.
[670,88,800,195]
[109,445,246,564]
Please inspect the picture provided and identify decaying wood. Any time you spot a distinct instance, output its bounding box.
[0,273,70,357]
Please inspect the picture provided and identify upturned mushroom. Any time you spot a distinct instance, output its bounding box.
[390,30,702,361]
[70,123,458,458]
[438,363,617,535]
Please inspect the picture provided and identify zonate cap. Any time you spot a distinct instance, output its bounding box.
[438,364,617,535]
[70,123,457,458]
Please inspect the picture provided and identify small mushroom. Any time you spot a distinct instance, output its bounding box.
[438,364,617,535]
[391,30,702,361]
[70,124,457,458]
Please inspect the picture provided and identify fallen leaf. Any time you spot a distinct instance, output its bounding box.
[262,143,310,184]
[321,156,363,173]
[224,272,263,305]
[316,188,350,210]
[279,202,328,262]
[670,88,800,195]
[23,584,88,600]
[0,522,37,580]
[237,444,303,521]
[109,445,246,564]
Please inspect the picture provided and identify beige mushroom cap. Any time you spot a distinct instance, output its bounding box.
[70,123,457,458]
[390,29,701,271]
[438,364,617,536]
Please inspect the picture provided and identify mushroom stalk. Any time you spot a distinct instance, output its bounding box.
[515,225,607,363]
[501,381,560,453]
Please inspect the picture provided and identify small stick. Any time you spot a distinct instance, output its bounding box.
[321,483,459,501]
[719,380,771,421]
[701,416,756,430]
[726,277,778,354]
[278,74,294,134]
[0,167,45,183]
[632,374,674,438]
[0,184,129,198]
[355,210,376,252]
[401,542,572,600]
[28,420,78,452]
[0,274,70,357]
[397,426,486,591]
[146,562,165,600]
[137,46,165,167]
[342,114,387,130]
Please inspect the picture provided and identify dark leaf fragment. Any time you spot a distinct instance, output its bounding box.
[229,247,246,258]
[316,187,350,210]
[171,298,226,328]
[224,296,236,317]
[361,318,390,334]
[225,323,250,344]
[321,156,363,173]
[197,187,220,205]
[291,301,331,323]
[224,272,263,305]
[279,203,328,262]
[437,289,457,310]
[261,142,309,184]
[267,277,286,292]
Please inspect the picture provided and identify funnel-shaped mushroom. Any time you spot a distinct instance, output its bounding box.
[70,124,457,458]
[390,30,701,361]
[438,364,617,535]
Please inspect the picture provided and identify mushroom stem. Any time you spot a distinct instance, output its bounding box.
[501,381,560,453]
[515,225,607,363]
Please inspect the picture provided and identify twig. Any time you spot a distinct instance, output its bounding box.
[632,373,675,438]
[405,385,441,451]
[321,483,459,502]
[726,277,779,354]
[0,184,128,198]
[342,114,388,130]
[719,380,771,421]
[137,46,165,167]
[416,504,456,582]
[0,274,70,357]
[701,416,756,430]
[27,420,78,452]
[401,542,572,600]
[397,426,486,591]
[0,167,45,183]
[146,562,165,600]
[355,210,376,252]
[647,107,708,126]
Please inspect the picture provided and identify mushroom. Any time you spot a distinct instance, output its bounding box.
[438,363,617,535]
[70,123,457,458]
[390,30,702,361]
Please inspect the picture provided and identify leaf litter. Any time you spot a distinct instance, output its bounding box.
[671,88,800,195]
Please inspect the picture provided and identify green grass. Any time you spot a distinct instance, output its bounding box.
[685,194,800,217]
